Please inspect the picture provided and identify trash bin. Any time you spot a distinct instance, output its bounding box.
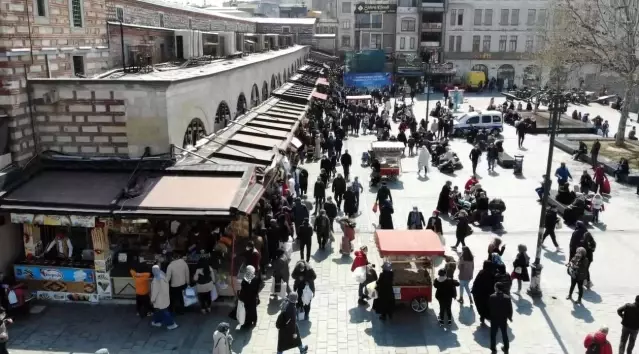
[514,155,524,175]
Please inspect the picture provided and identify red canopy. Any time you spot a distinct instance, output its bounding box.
[316,77,329,86]
[375,230,445,257]
[311,91,328,100]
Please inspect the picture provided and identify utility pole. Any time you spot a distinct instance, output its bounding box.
[527,92,564,298]
[425,62,431,120]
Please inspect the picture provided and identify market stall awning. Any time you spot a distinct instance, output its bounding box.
[311,91,328,101]
[346,95,373,100]
[375,230,445,257]
[0,171,130,215]
[316,77,329,86]
[115,174,249,217]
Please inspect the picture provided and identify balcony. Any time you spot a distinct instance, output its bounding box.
[421,0,444,11]
[420,41,441,48]
[421,22,442,30]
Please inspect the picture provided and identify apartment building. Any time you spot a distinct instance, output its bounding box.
[337,0,355,52]
[444,0,549,88]
[420,0,445,63]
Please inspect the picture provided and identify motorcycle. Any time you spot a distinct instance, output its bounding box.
[437,153,464,173]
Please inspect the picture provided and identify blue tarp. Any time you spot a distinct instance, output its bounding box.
[343,72,391,89]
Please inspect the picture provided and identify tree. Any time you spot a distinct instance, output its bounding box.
[545,0,639,145]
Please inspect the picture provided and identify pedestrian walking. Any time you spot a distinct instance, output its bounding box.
[130,266,152,317]
[516,121,526,148]
[313,209,331,250]
[238,265,260,329]
[212,322,233,354]
[511,244,530,293]
[340,150,352,180]
[372,262,395,320]
[472,260,495,325]
[193,257,216,314]
[313,177,326,215]
[566,247,590,304]
[584,327,613,354]
[457,246,474,305]
[166,253,190,315]
[469,145,482,177]
[276,293,309,354]
[332,174,347,210]
[452,210,471,249]
[352,246,370,304]
[418,146,430,176]
[407,206,426,229]
[489,282,513,354]
[271,248,292,298]
[297,218,313,262]
[434,268,460,326]
[618,295,639,354]
[150,265,178,330]
[292,260,316,321]
[323,197,338,231]
[542,206,561,250]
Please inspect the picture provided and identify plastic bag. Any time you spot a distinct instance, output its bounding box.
[353,266,367,284]
[210,286,219,302]
[556,218,563,229]
[183,286,198,307]
[8,290,18,305]
[284,237,293,258]
[302,285,313,305]
[237,300,246,325]
[366,282,378,299]
[279,282,288,299]
[297,308,305,321]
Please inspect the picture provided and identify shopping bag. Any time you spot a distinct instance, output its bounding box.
[279,282,288,298]
[556,218,563,229]
[353,265,367,284]
[270,281,277,294]
[372,203,378,213]
[302,285,313,305]
[514,267,523,274]
[8,290,18,305]
[183,286,198,307]
[284,237,293,258]
[297,308,305,321]
[237,300,246,325]
[210,286,219,302]
[366,282,378,299]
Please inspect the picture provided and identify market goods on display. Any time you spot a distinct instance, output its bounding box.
[392,261,432,286]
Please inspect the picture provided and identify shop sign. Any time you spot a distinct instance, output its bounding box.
[354,3,397,14]
[37,291,99,303]
[444,51,536,61]
[11,213,96,228]
[96,272,112,300]
[15,265,95,283]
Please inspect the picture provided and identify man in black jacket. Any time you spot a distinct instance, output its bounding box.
[298,218,313,262]
[323,196,338,232]
[591,139,601,166]
[320,155,331,175]
[332,174,347,210]
[298,168,309,196]
[407,207,426,229]
[469,145,482,177]
[314,210,331,250]
[313,177,326,215]
[618,295,639,354]
[375,181,393,205]
[542,206,560,249]
[489,282,513,354]
[486,143,499,172]
[426,210,443,235]
[340,149,352,180]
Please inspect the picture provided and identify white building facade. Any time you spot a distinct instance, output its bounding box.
[443,0,550,88]
[337,0,356,51]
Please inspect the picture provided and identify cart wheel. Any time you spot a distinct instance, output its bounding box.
[410,296,429,313]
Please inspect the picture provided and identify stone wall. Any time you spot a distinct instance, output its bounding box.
[34,88,128,156]
[105,0,256,33]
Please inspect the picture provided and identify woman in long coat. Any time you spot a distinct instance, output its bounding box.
[343,188,357,218]
[372,262,395,320]
[436,182,452,215]
[378,200,394,230]
[238,266,260,329]
[471,260,495,325]
[276,293,308,353]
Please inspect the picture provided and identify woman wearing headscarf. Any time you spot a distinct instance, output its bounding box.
[238,265,260,329]
[417,146,431,176]
[471,260,495,325]
[212,322,233,354]
[276,293,309,354]
[511,244,530,293]
[436,181,452,215]
[566,247,590,304]
[292,260,316,321]
[150,265,178,330]
[378,199,394,230]
[372,262,395,320]
[193,257,216,314]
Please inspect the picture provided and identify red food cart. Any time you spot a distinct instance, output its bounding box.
[370,141,404,179]
[375,229,445,313]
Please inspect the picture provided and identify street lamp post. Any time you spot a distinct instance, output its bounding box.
[528,92,565,298]
[424,62,431,120]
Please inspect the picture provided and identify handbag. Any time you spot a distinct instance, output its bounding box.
[183,286,198,307]
[278,282,287,299]
[237,300,246,325]
[210,286,218,302]
[372,202,378,213]
[514,267,523,274]
[297,308,305,321]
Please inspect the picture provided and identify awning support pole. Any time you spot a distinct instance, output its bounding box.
[173,145,219,164]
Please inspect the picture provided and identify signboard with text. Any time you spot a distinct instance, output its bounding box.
[344,72,392,88]
[354,3,397,13]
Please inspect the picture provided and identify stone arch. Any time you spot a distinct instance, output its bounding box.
[277,73,282,87]
[271,74,277,92]
[250,83,260,108]
[522,65,542,88]
[497,64,516,90]
[236,92,247,118]
[262,81,269,101]
[214,101,230,131]
[471,64,489,83]
[183,118,207,148]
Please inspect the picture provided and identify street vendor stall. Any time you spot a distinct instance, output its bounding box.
[370,141,404,178]
[346,95,373,105]
[375,229,445,313]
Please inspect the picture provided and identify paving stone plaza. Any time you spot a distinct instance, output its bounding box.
[5,94,639,354]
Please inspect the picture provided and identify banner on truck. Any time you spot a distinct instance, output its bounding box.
[343,72,391,89]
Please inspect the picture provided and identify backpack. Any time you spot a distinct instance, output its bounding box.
[585,341,601,354]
